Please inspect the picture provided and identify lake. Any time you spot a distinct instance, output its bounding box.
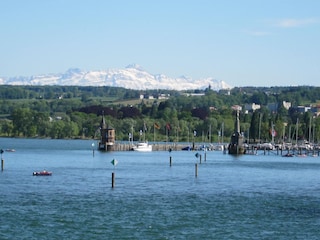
[1,138,320,239]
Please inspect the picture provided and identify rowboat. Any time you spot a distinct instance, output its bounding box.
[33,170,52,176]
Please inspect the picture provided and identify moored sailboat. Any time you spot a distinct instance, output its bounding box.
[131,123,153,152]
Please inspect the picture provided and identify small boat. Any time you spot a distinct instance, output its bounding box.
[5,149,15,152]
[132,142,152,152]
[33,170,52,176]
[182,146,192,151]
[283,153,294,157]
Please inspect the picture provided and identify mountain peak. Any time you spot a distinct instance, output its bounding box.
[125,64,144,71]
[0,65,233,91]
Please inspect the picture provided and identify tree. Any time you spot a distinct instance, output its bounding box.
[249,112,260,142]
[12,108,38,137]
[0,120,13,136]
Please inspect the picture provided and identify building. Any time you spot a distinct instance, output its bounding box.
[98,113,115,151]
[244,103,261,112]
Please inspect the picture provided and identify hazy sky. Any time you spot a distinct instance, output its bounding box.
[1,0,319,87]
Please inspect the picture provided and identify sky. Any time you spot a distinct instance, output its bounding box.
[0,0,319,87]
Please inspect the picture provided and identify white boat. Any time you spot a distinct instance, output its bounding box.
[132,142,152,152]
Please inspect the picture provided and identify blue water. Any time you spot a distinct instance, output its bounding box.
[1,138,320,239]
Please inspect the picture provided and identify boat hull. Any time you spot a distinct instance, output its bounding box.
[33,171,52,176]
[132,142,152,152]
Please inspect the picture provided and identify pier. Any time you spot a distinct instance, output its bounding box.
[245,144,320,157]
[111,142,189,151]
[109,142,320,157]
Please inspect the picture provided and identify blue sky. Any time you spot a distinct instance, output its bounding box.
[1,0,319,87]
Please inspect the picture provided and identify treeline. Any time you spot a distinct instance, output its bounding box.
[0,85,320,143]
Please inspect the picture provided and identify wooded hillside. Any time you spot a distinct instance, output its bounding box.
[1,85,320,144]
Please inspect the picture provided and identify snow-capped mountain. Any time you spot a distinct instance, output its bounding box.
[0,64,232,91]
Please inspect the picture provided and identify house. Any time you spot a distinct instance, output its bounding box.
[244,103,261,112]
[282,101,291,110]
[231,105,242,111]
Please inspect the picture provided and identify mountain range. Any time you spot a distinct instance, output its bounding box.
[0,64,232,91]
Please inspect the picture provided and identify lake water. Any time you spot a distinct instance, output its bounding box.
[1,138,320,239]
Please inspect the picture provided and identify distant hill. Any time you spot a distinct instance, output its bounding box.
[0,64,232,91]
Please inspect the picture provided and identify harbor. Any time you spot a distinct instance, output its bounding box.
[106,141,320,157]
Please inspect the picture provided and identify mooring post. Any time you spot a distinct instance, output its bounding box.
[169,148,172,167]
[195,163,198,177]
[1,149,3,171]
[112,172,115,188]
[91,143,95,157]
[110,158,118,188]
[199,154,202,164]
[204,152,206,162]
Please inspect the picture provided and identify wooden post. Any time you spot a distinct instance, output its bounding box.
[169,156,172,167]
[111,172,115,188]
[0,149,3,171]
[199,154,202,164]
[195,163,198,177]
[91,143,95,157]
[204,152,206,162]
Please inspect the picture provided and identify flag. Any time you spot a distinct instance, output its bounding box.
[154,122,160,129]
[270,129,277,137]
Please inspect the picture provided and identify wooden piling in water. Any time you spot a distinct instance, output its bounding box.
[111,172,115,188]
[1,159,3,171]
[169,156,172,167]
[195,163,198,177]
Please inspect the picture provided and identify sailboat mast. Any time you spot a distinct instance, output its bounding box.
[236,110,240,133]
[295,118,299,146]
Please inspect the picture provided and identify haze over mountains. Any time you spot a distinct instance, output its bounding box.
[0,64,232,91]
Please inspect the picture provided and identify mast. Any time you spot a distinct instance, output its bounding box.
[295,118,299,146]
[258,113,262,142]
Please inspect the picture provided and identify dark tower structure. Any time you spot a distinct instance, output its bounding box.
[228,109,246,155]
[98,113,115,151]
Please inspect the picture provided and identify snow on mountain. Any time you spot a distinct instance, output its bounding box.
[0,65,232,91]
